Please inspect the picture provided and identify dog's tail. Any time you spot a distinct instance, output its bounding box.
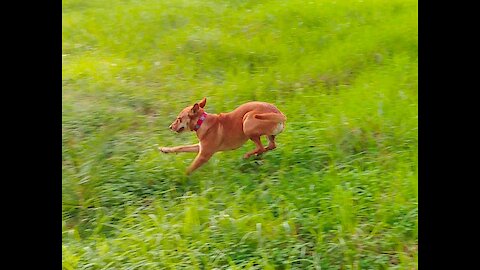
[254,113,287,122]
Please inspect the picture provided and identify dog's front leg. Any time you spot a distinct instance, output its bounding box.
[159,144,199,153]
[186,151,213,175]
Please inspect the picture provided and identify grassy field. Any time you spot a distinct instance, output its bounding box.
[62,0,418,269]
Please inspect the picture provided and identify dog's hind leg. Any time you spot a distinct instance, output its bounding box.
[243,136,266,159]
[265,135,276,151]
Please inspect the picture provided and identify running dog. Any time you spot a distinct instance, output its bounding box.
[159,98,286,175]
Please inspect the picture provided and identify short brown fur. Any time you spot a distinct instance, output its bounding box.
[159,98,286,175]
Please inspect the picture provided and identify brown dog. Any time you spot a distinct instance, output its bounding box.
[159,98,286,175]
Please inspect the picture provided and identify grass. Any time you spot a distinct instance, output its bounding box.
[62,0,418,269]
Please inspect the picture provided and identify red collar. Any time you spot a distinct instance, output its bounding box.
[193,112,207,131]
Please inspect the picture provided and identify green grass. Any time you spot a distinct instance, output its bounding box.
[62,0,418,269]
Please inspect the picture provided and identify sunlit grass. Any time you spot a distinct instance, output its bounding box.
[63,0,418,268]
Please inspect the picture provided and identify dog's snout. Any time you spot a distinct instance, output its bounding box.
[169,124,173,130]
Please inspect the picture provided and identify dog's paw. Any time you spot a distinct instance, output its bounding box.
[159,147,171,153]
[265,145,276,151]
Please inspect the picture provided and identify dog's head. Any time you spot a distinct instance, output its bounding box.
[169,97,207,133]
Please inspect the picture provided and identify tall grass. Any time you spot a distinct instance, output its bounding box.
[63,0,418,269]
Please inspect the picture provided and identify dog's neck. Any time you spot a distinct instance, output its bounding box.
[193,112,208,131]
[193,112,219,140]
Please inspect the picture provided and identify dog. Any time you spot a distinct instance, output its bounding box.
[159,97,286,175]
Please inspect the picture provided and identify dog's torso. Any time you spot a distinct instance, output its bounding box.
[198,102,285,151]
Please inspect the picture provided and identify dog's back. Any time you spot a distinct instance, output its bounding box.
[234,101,283,117]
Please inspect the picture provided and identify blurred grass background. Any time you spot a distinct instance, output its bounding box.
[62,0,418,269]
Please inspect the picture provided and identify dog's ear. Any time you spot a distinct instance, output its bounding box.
[198,97,207,108]
[190,103,200,115]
